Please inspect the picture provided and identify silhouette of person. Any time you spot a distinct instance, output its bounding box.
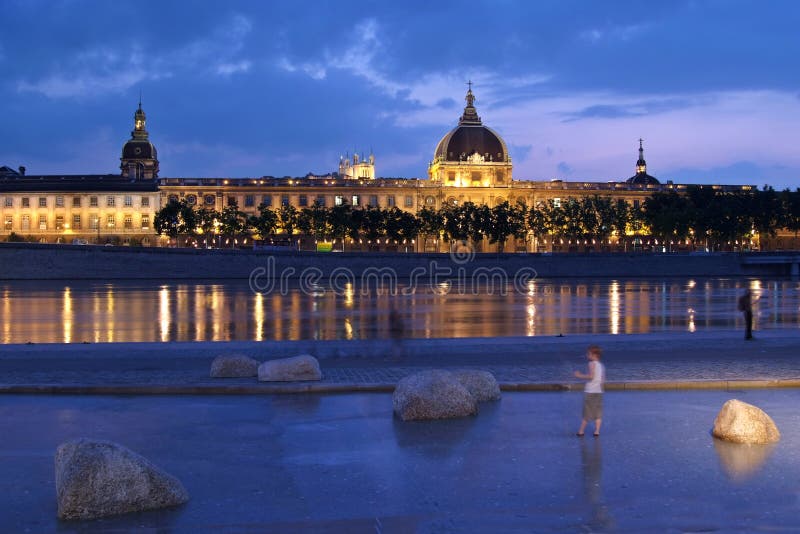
[738,289,753,340]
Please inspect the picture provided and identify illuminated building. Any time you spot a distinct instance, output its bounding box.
[0,88,766,250]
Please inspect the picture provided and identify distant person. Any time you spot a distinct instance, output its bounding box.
[738,289,754,340]
[575,345,605,437]
[389,307,406,358]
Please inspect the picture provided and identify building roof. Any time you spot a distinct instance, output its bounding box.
[433,86,509,163]
[0,174,159,193]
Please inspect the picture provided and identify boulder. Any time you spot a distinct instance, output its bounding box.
[393,370,478,421]
[452,369,501,402]
[712,399,781,444]
[258,354,322,382]
[55,439,189,520]
[210,354,259,378]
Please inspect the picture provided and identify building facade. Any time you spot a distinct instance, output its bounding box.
[0,88,765,250]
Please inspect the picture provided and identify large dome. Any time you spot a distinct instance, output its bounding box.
[433,88,509,163]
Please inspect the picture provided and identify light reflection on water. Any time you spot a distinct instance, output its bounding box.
[0,278,798,344]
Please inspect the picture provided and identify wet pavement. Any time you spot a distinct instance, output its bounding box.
[3,389,800,532]
[1,331,800,390]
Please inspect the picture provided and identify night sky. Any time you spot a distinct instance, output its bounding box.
[2,0,798,188]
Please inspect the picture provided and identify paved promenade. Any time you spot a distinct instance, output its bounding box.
[2,330,799,392]
[3,331,800,532]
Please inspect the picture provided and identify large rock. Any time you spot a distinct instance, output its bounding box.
[55,439,189,520]
[712,399,781,444]
[258,354,322,382]
[210,354,259,378]
[393,370,478,421]
[452,369,501,402]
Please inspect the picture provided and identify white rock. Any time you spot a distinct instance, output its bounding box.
[393,369,478,421]
[258,354,322,382]
[452,369,501,402]
[210,354,259,378]
[712,399,780,444]
[55,439,189,520]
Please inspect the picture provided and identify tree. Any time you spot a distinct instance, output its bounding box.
[278,204,300,241]
[298,202,331,243]
[249,203,278,239]
[488,201,526,253]
[154,199,196,245]
[328,203,353,251]
[643,191,691,250]
[527,202,551,251]
[385,207,419,251]
[219,202,248,246]
[417,206,444,252]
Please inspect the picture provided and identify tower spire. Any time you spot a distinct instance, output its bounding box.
[459,81,482,126]
[636,138,647,175]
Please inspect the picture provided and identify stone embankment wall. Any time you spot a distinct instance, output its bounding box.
[0,242,777,281]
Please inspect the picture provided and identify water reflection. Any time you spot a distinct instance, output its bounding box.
[0,277,797,343]
[713,439,775,482]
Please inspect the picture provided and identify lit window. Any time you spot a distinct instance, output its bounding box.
[21,215,30,230]
[553,198,561,208]
[352,195,359,206]
[141,215,150,229]
[72,215,81,230]
[90,215,99,230]
[124,216,133,229]
[38,215,47,229]
[55,216,64,230]
[335,196,344,206]
[106,215,116,229]
[4,215,12,230]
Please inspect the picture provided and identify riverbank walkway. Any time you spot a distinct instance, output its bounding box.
[2,330,799,393]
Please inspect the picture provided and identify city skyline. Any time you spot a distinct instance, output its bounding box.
[1,1,799,188]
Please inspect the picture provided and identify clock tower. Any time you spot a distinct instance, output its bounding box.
[120,100,159,180]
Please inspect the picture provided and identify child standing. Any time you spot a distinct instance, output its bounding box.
[575,345,605,437]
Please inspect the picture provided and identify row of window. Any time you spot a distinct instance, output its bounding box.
[168,193,418,209]
[445,171,505,183]
[1,196,151,209]
[3,214,150,231]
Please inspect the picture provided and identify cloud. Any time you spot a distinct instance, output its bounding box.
[561,97,701,122]
[17,14,253,98]
[216,60,252,76]
[580,23,649,44]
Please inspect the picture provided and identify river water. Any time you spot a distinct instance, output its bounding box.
[0,278,798,344]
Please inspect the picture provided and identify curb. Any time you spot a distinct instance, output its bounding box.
[2,378,800,395]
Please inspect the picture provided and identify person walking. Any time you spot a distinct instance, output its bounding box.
[575,345,605,437]
[738,289,754,340]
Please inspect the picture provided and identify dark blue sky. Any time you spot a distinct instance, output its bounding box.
[2,0,799,188]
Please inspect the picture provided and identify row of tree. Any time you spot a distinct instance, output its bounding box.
[153,186,800,251]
